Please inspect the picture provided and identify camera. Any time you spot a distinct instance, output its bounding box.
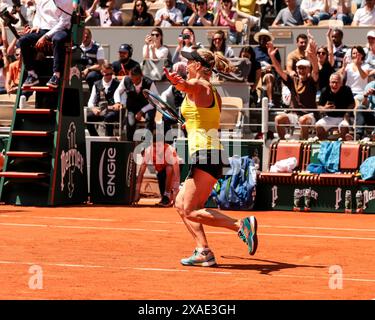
[0,8,19,26]
[180,34,190,40]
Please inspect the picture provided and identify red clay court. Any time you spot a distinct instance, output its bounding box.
[0,202,375,300]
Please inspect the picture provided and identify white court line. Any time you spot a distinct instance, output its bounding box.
[1,260,375,283]
[143,220,375,233]
[0,215,117,222]
[2,222,375,240]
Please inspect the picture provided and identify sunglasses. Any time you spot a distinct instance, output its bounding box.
[317,51,327,55]
[196,2,205,5]
[151,33,160,37]
[213,37,223,41]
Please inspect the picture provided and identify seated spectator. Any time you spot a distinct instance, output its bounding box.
[171,27,202,65]
[351,0,375,25]
[365,30,375,78]
[176,0,194,19]
[80,28,105,91]
[187,0,214,26]
[113,65,159,141]
[112,44,140,78]
[328,28,350,71]
[154,0,183,27]
[315,72,354,140]
[142,27,170,61]
[239,46,261,104]
[272,0,313,26]
[135,135,180,207]
[126,0,155,26]
[286,33,308,76]
[340,45,370,98]
[160,61,187,136]
[86,0,123,27]
[86,0,122,27]
[209,30,234,58]
[234,0,260,29]
[253,28,281,107]
[317,45,335,92]
[355,80,375,139]
[268,37,319,140]
[213,0,239,45]
[323,0,353,25]
[300,0,330,24]
[86,63,121,136]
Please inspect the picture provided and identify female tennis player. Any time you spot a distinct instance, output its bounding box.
[164,49,258,267]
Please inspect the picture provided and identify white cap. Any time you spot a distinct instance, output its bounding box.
[367,30,375,38]
[296,59,311,68]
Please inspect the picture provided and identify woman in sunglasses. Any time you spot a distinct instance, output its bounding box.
[209,30,234,58]
[164,49,259,267]
[126,0,154,26]
[187,0,214,26]
[143,27,170,61]
[317,46,334,92]
[213,0,239,44]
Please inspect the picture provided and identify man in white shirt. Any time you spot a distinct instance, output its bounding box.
[154,0,183,27]
[352,0,375,25]
[19,0,74,88]
[86,63,120,136]
[323,0,353,24]
[113,64,159,141]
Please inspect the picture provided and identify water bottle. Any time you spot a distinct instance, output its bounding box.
[293,189,301,211]
[345,190,352,213]
[355,190,363,213]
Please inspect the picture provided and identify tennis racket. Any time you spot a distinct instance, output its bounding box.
[143,89,184,125]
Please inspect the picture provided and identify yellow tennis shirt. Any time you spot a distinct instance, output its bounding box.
[180,88,223,157]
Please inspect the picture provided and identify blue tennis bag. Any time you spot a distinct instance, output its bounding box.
[208,155,257,210]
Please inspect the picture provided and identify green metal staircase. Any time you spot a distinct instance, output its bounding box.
[0,12,88,206]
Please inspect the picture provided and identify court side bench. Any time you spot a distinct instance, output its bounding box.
[255,141,375,213]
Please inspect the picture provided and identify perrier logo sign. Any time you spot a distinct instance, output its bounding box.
[60,122,84,198]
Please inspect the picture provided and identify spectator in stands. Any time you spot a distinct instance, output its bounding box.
[154,0,183,27]
[355,80,375,139]
[300,0,329,24]
[176,0,194,19]
[286,33,308,76]
[112,44,140,78]
[234,0,260,29]
[86,0,123,27]
[86,63,120,136]
[213,0,239,45]
[80,28,105,91]
[317,45,335,92]
[18,0,73,89]
[5,47,22,94]
[113,64,159,141]
[323,0,353,25]
[268,37,319,140]
[171,27,202,65]
[352,0,375,26]
[272,0,313,26]
[135,135,181,207]
[0,48,8,94]
[209,30,234,58]
[187,0,214,26]
[239,46,261,107]
[253,28,281,108]
[340,45,370,98]
[160,61,187,136]
[126,0,155,26]
[328,28,350,71]
[142,27,170,61]
[315,72,354,140]
[365,30,375,78]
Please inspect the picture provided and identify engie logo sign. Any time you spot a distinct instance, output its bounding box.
[99,148,117,197]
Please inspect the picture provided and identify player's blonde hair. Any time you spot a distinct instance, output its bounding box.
[196,48,237,75]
